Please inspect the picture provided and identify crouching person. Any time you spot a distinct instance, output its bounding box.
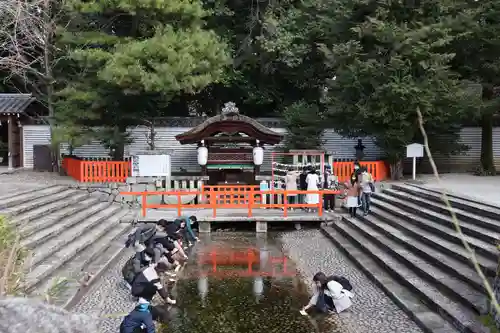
[120,298,156,333]
[300,272,353,315]
[131,262,176,305]
[120,298,169,333]
[122,248,155,290]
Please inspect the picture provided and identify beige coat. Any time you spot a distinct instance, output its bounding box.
[285,171,299,196]
[345,182,360,197]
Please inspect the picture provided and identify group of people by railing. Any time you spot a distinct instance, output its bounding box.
[119,216,199,333]
[276,161,374,216]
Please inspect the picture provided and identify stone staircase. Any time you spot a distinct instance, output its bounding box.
[322,183,499,333]
[0,184,134,308]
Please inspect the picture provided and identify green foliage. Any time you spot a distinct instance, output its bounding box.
[320,0,475,173]
[0,216,26,296]
[283,100,324,150]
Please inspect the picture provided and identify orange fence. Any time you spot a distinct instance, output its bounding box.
[62,157,131,182]
[332,161,388,183]
[121,188,341,218]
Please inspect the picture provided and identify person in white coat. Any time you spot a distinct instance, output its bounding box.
[305,169,320,211]
[300,272,353,315]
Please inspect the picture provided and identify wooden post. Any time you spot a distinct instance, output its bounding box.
[7,115,13,170]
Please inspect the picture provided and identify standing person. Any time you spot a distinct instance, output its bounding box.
[298,167,308,208]
[306,168,320,212]
[323,167,336,212]
[131,262,176,305]
[285,167,299,210]
[350,162,363,206]
[300,272,353,315]
[345,181,359,217]
[360,168,374,216]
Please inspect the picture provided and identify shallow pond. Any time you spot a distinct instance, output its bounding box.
[161,233,336,333]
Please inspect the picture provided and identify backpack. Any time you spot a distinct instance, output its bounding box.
[331,276,353,291]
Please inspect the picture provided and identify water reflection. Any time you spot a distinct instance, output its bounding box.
[162,233,336,333]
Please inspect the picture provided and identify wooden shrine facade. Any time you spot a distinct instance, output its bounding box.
[175,102,284,184]
[0,94,36,168]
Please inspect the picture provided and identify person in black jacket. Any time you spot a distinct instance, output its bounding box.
[131,262,176,305]
[299,167,308,207]
[122,248,155,289]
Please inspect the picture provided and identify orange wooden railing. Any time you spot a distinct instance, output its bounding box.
[62,157,131,183]
[332,161,388,183]
[121,187,341,218]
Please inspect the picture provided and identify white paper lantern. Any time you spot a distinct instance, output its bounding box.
[253,146,263,166]
[198,146,208,166]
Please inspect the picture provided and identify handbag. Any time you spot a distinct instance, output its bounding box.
[369,182,375,192]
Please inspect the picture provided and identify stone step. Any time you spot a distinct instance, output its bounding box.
[28,204,122,267]
[381,188,500,233]
[0,185,68,210]
[18,197,102,239]
[370,197,498,260]
[362,206,491,294]
[320,226,460,333]
[325,221,489,333]
[353,212,489,312]
[21,201,113,250]
[366,204,497,277]
[0,186,55,202]
[392,184,500,221]
[23,206,129,292]
[373,192,500,245]
[31,214,133,308]
[1,188,80,218]
[13,191,91,227]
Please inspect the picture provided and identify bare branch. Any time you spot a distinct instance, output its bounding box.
[0,0,49,83]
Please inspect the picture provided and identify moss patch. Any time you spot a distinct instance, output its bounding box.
[480,314,500,333]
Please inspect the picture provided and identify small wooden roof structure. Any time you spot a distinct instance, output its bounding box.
[176,102,284,145]
[0,93,35,115]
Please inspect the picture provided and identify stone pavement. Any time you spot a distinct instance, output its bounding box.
[0,170,76,196]
[416,174,500,206]
[71,231,422,333]
[279,229,423,333]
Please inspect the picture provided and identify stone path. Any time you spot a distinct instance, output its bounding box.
[72,230,423,333]
[279,229,423,333]
[417,174,500,206]
[0,170,76,196]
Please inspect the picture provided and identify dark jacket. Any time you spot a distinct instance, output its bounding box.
[164,222,181,240]
[299,173,308,190]
[350,168,362,185]
[120,306,155,333]
[131,266,168,302]
[122,252,152,284]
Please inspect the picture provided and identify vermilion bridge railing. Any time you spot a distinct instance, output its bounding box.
[121,187,341,218]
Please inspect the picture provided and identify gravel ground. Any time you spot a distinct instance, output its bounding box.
[278,229,423,333]
[71,230,423,333]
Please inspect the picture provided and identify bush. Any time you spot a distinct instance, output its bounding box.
[0,216,25,296]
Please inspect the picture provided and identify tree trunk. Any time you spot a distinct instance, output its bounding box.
[480,112,496,175]
[389,159,403,180]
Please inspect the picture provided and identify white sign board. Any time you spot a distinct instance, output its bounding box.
[406,143,424,158]
[131,154,171,177]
